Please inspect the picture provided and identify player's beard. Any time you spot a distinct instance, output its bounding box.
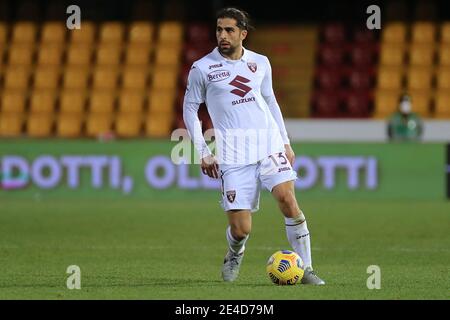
[218,43,237,56]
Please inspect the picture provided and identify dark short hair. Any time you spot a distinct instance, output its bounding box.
[216,7,253,30]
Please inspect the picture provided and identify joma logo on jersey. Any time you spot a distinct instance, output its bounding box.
[229,76,252,97]
[209,63,223,69]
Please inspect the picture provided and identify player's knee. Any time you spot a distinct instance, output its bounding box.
[230,224,251,240]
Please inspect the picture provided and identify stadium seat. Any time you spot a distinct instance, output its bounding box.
[441,22,450,43]
[124,44,152,66]
[350,43,375,67]
[122,67,148,90]
[409,44,435,66]
[85,113,113,137]
[438,44,450,66]
[0,89,26,113]
[411,22,436,43]
[70,21,96,44]
[29,89,57,113]
[66,44,93,65]
[151,66,178,90]
[348,68,374,90]
[408,89,431,116]
[312,90,340,117]
[115,112,142,137]
[26,112,53,137]
[382,22,407,43]
[434,90,450,117]
[56,113,83,138]
[37,44,64,65]
[158,21,183,45]
[406,67,433,90]
[11,21,37,43]
[148,88,175,113]
[436,67,450,89]
[344,90,371,117]
[88,90,116,113]
[318,44,345,66]
[92,66,119,90]
[118,90,145,113]
[186,23,211,43]
[374,89,401,118]
[0,112,23,136]
[99,22,125,44]
[4,66,30,89]
[377,66,404,90]
[0,23,7,44]
[315,67,342,89]
[129,22,155,44]
[379,43,405,66]
[59,89,86,114]
[7,43,35,65]
[33,66,60,89]
[144,113,173,137]
[155,45,181,66]
[352,27,375,43]
[40,22,66,43]
[63,67,90,89]
[322,22,346,44]
[95,43,123,66]
[184,43,212,65]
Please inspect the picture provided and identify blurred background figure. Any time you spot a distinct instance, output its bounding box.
[387,93,423,141]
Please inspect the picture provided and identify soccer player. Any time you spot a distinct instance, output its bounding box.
[183,7,325,285]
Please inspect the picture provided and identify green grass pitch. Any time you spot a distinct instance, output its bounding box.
[0,193,449,299]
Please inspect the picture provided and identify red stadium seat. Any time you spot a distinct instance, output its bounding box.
[319,44,346,66]
[348,68,374,90]
[186,23,211,43]
[184,43,213,65]
[315,67,342,89]
[353,27,376,43]
[312,90,341,117]
[343,90,371,117]
[322,22,346,44]
[350,44,375,67]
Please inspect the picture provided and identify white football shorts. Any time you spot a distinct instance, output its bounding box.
[219,151,298,213]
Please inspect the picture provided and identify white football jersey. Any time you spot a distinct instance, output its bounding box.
[184,47,289,165]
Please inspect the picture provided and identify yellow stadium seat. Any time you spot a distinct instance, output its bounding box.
[157,21,183,44]
[85,113,113,137]
[92,66,119,90]
[151,66,178,90]
[1,89,27,113]
[434,90,450,117]
[66,44,93,65]
[125,44,152,66]
[11,22,37,43]
[377,66,404,90]
[4,66,30,89]
[436,67,450,89]
[115,112,142,137]
[59,89,86,114]
[0,23,7,44]
[33,66,60,89]
[154,45,181,66]
[88,90,116,113]
[374,89,402,118]
[147,89,175,113]
[95,43,122,65]
[29,89,57,113]
[145,113,173,137]
[41,22,66,43]
[70,21,96,44]
[63,67,90,89]
[406,67,433,90]
[118,90,145,113]
[441,22,450,43]
[56,113,83,138]
[409,44,435,66]
[0,112,24,137]
[129,22,155,44]
[122,67,148,90]
[408,90,431,117]
[382,22,407,43]
[379,43,406,66]
[8,43,35,65]
[27,112,53,137]
[37,44,64,65]
[438,44,450,66]
[411,22,436,43]
[99,22,125,44]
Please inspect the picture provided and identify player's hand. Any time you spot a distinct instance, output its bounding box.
[284,144,295,166]
[201,155,219,179]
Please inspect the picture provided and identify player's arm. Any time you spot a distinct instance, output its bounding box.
[260,57,295,165]
[182,66,219,178]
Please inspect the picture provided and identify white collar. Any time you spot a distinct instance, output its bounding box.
[214,46,249,62]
